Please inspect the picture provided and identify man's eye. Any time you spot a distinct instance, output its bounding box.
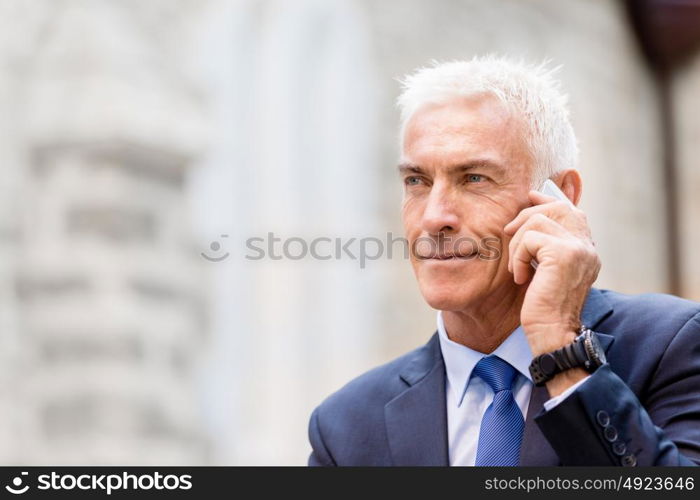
[405,176,423,186]
[466,174,485,183]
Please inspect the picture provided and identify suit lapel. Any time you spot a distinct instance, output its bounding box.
[385,334,449,466]
[519,288,615,465]
[520,385,560,465]
[581,288,615,330]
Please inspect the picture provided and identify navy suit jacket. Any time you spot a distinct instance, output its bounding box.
[308,288,700,466]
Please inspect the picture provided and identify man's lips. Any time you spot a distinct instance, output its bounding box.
[416,251,478,260]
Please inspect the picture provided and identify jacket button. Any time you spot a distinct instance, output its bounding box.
[612,441,627,456]
[603,425,618,442]
[596,410,610,427]
[621,454,637,467]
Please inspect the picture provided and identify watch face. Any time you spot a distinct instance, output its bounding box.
[540,353,558,376]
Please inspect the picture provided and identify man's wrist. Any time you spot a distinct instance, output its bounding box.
[526,328,578,357]
[529,324,606,394]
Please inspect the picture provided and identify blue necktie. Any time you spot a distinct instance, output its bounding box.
[473,355,525,466]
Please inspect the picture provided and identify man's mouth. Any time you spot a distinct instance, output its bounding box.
[416,251,478,260]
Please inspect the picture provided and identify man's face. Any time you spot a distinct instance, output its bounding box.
[400,95,535,311]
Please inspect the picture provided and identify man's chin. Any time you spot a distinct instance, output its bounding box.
[420,286,477,312]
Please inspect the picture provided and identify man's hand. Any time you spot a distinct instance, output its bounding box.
[503,190,601,360]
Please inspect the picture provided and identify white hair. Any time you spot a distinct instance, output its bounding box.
[396,55,579,188]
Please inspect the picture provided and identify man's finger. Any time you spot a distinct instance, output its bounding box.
[511,230,559,285]
[504,197,572,236]
[528,189,561,205]
[508,214,568,274]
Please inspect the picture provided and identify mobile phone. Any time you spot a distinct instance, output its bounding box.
[539,179,574,207]
[529,179,573,269]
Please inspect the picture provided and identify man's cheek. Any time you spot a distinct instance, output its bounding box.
[401,196,421,217]
[479,235,503,261]
[401,214,419,240]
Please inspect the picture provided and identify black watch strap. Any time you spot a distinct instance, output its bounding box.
[529,326,604,386]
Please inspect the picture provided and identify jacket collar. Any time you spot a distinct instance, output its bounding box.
[385,333,449,465]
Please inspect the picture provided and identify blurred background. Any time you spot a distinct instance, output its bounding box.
[0,0,699,465]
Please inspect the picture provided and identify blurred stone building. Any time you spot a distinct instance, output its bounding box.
[0,0,698,465]
[0,0,209,464]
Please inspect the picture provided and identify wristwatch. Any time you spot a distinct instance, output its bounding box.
[528,325,606,386]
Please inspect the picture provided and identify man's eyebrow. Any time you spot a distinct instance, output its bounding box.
[397,163,424,174]
[397,160,505,175]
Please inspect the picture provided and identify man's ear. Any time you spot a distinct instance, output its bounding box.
[554,169,582,206]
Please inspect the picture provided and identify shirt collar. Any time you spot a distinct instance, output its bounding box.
[436,310,534,407]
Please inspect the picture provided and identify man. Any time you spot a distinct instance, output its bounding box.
[307,56,700,466]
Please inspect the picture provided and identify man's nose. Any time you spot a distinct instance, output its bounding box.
[422,186,461,236]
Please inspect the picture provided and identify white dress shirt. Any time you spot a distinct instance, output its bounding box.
[436,311,588,466]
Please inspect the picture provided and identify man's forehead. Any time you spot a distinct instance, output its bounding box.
[401,96,530,169]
